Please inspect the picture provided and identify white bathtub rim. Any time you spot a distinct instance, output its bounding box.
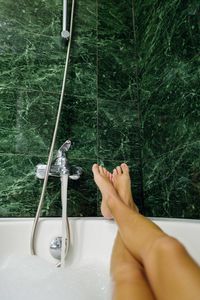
[0,216,199,223]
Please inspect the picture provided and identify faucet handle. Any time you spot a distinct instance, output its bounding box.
[69,166,83,180]
[58,140,71,153]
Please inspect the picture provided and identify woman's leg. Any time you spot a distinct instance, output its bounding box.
[92,163,200,300]
[107,166,155,300]
[111,232,155,300]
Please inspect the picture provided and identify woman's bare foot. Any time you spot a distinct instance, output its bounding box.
[92,164,120,219]
[112,163,138,212]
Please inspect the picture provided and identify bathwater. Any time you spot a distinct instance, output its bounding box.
[0,255,112,300]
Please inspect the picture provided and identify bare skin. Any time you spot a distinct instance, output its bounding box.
[108,164,155,300]
[92,163,200,300]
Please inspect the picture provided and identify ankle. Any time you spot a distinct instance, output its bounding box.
[106,194,118,211]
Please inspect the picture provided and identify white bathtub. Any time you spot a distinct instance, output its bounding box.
[0,217,200,299]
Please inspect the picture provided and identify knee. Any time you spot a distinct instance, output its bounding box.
[112,262,145,284]
[153,235,186,258]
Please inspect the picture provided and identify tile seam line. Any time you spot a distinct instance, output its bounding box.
[131,0,145,213]
[96,0,99,213]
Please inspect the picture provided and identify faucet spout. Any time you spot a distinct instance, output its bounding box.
[58,140,71,153]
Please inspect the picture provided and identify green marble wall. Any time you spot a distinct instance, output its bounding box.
[134,0,200,217]
[0,0,199,218]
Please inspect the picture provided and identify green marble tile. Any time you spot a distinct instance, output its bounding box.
[0,154,44,217]
[0,0,65,94]
[97,34,140,183]
[134,0,200,217]
[0,90,17,153]
[98,39,137,99]
[0,51,66,94]
[67,60,97,98]
[67,159,97,216]
[66,1,97,99]
[98,98,139,161]
[56,94,97,160]
[0,0,63,54]
[67,37,97,98]
[143,143,200,218]
[73,0,97,36]
[0,89,60,155]
[98,0,134,39]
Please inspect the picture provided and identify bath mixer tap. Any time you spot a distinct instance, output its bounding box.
[36,140,82,180]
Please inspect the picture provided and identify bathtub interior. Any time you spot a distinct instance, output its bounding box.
[0,218,200,299]
[0,218,116,300]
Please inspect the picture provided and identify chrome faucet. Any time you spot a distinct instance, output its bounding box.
[36,140,82,180]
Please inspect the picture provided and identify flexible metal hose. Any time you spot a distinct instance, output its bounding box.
[30,0,75,255]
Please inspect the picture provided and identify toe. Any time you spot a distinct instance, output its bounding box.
[121,163,129,174]
[107,170,111,178]
[113,168,117,176]
[103,168,109,178]
[99,165,104,175]
[116,166,122,175]
[92,164,99,175]
[103,167,106,174]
